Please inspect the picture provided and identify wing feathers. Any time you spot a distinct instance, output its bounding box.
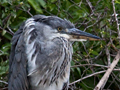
[9,23,29,90]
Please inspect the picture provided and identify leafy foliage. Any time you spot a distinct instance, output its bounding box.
[0,0,120,90]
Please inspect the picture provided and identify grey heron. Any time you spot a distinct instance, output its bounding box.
[8,15,101,90]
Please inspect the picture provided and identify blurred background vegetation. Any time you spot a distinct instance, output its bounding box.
[0,0,120,90]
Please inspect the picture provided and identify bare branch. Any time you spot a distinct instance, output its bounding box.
[94,50,120,90]
[86,0,94,13]
[112,0,120,43]
[69,70,106,85]
[69,68,120,86]
[106,47,111,66]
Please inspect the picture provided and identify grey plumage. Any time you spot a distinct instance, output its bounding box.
[9,15,101,90]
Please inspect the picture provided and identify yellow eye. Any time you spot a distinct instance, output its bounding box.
[57,27,62,31]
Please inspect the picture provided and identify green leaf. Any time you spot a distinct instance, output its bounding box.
[115,0,120,4]
[28,0,43,13]
[0,60,9,76]
[71,60,75,66]
[2,30,6,36]
[91,50,99,55]
[50,0,57,3]
[37,0,46,8]
[76,67,81,75]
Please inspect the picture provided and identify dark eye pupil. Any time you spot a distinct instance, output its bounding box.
[58,27,62,31]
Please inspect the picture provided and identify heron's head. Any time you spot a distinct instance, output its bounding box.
[34,15,101,41]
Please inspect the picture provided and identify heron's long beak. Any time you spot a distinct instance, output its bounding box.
[67,28,101,41]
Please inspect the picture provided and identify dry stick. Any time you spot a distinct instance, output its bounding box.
[112,0,120,42]
[86,0,94,13]
[69,70,106,85]
[71,64,109,68]
[106,47,111,66]
[94,50,120,90]
[69,69,120,86]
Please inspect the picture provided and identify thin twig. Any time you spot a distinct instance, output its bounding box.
[7,26,14,35]
[0,26,14,35]
[69,70,106,85]
[0,80,8,84]
[17,8,33,17]
[84,13,102,31]
[71,64,109,68]
[81,42,89,57]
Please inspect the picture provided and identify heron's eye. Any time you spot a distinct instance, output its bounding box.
[57,27,62,31]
